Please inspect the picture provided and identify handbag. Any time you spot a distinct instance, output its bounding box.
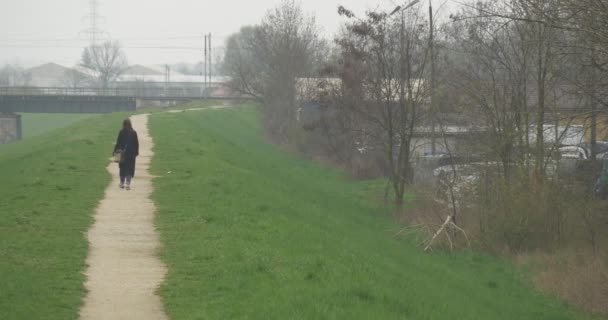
[113,149,124,163]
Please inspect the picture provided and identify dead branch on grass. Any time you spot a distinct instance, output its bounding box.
[424,214,471,252]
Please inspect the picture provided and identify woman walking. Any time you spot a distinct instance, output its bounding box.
[113,119,139,190]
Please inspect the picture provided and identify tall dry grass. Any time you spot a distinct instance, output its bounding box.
[517,250,608,317]
[403,173,608,317]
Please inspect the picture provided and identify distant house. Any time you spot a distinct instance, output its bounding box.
[295,77,427,102]
[123,65,164,77]
[115,65,237,97]
[117,64,229,85]
[27,63,89,87]
[5,62,232,99]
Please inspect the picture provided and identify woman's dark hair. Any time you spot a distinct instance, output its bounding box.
[123,119,133,131]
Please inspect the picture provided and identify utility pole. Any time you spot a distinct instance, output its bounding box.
[209,33,213,96]
[429,0,436,154]
[204,34,208,96]
[165,64,171,94]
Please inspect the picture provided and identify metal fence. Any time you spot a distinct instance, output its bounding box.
[0,86,219,99]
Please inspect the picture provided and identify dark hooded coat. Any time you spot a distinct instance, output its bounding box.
[114,129,139,177]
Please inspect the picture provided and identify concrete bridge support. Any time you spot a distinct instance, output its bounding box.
[0,113,22,144]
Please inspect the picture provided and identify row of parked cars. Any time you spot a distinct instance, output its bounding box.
[429,143,608,206]
[558,143,608,160]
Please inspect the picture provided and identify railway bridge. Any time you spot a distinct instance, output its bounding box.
[0,85,245,143]
[0,86,237,113]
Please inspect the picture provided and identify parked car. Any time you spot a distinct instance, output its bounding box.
[558,145,588,160]
[573,142,608,160]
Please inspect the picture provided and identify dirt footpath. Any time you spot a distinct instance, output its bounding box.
[79,114,168,320]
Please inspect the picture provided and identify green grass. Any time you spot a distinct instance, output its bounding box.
[19,113,96,138]
[149,106,594,320]
[0,112,127,320]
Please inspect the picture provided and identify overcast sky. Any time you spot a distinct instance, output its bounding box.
[0,0,458,68]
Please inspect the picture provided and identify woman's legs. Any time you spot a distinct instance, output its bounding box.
[117,159,136,189]
[124,158,136,190]
[119,163,126,188]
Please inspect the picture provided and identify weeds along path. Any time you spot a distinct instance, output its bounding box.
[79,114,168,320]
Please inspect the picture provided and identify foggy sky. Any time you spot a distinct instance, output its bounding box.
[0,0,458,68]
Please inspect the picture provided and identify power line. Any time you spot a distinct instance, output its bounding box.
[0,33,231,42]
[0,36,209,42]
[0,44,204,50]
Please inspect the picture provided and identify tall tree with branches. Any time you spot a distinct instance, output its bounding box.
[335,4,431,209]
[80,40,128,89]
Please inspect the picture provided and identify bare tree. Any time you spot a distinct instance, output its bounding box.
[80,40,128,88]
[335,4,431,209]
[440,0,607,252]
[61,68,91,88]
[223,26,265,99]
[253,0,322,137]
[223,1,323,139]
[454,0,608,163]
[449,0,568,182]
[0,64,31,87]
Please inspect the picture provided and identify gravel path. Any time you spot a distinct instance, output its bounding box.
[79,114,168,320]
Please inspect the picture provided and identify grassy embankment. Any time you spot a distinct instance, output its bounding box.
[19,113,96,138]
[0,113,127,319]
[149,106,595,320]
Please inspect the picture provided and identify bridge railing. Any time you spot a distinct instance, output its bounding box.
[0,86,220,99]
